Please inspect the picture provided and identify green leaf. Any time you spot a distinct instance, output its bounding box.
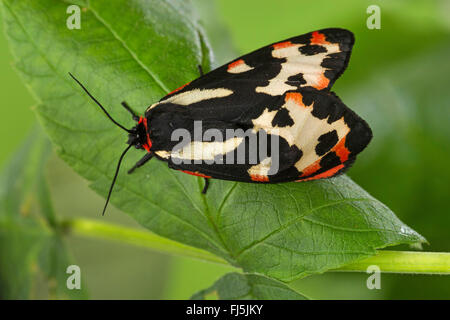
[0,125,87,299]
[1,0,425,282]
[0,125,50,299]
[191,272,308,300]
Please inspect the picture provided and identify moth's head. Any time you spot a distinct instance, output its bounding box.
[128,117,152,151]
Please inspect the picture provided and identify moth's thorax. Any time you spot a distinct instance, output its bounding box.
[145,102,192,151]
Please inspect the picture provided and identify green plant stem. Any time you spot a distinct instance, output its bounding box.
[333,251,450,274]
[62,218,450,275]
[61,218,228,265]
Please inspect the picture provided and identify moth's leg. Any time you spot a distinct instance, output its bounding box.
[202,178,209,194]
[197,65,204,76]
[121,101,140,121]
[128,152,154,174]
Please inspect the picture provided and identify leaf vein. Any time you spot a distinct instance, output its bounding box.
[88,5,171,94]
[235,198,380,257]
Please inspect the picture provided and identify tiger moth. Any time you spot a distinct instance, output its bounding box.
[69,28,372,214]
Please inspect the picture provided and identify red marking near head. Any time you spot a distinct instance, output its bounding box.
[332,136,350,162]
[272,41,295,50]
[285,92,306,107]
[138,117,152,152]
[181,170,211,179]
[298,164,345,182]
[168,81,191,95]
[310,31,330,45]
[250,174,269,182]
[314,74,330,90]
[228,59,244,71]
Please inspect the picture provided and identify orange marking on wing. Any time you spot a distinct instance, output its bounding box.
[250,174,269,182]
[181,170,211,179]
[168,82,191,95]
[313,74,330,90]
[228,59,244,71]
[298,164,345,182]
[273,41,295,50]
[300,161,321,178]
[285,92,306,107]
[310,31,330,45]
[332,136,350,162]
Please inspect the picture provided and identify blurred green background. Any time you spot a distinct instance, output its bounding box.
[1,0,449,299]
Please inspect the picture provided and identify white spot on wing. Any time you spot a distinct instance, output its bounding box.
[155,150,170,159]
[247,157,272,177]
[161,88,233,105]
[293,117,348,172]
[252,108,278,133]
[146,102,159,112]
[228,61,254,74]
[170,137,243,161]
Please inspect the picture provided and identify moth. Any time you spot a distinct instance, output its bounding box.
[70,28,372,215]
